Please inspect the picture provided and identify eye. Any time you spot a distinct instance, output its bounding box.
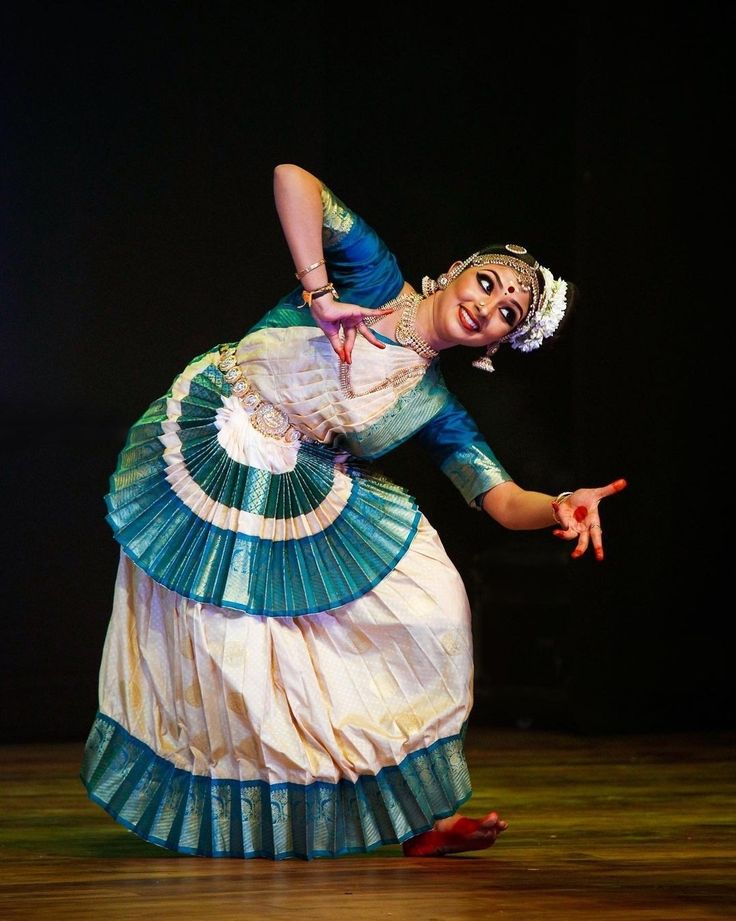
[499,306,518,327]
[478,271,519,327]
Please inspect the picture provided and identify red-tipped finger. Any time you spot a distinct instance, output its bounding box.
[597,478,628,499]
[343,329,357,364]
[326,334,343,362]
[358,325,386,349]
[589,523,604,558]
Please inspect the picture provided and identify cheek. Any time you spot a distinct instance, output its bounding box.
[490,312,516,339]
[449,281,467,301]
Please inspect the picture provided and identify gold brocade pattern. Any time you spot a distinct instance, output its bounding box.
[320,184,355,247]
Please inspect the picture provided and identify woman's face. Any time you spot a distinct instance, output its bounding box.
[432,262,531,348]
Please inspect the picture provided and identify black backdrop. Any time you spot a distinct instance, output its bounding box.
[1,2,729,742]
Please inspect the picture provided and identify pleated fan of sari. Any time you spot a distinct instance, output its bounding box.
[105,347,421,617]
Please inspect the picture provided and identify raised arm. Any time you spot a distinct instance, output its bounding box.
[273,164,392,362]
[273,164,329,291]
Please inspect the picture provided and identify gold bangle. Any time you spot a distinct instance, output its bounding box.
[301,282,339,308]
[295,259,326,281]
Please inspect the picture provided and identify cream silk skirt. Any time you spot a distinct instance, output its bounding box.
[81,518,474,859]
[81,342,475,859]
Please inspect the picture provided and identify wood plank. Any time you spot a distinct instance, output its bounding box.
[1,728,734,920]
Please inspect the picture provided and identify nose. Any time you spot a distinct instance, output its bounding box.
[477,299,489,315]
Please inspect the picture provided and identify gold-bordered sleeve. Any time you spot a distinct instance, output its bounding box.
[319,183,356,248]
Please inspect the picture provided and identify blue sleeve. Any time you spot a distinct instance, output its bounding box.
[317,184,404,306]
[415,392,513,508]
[249,184,405,335]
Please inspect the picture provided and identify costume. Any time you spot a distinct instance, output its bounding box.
[80,186,511,859]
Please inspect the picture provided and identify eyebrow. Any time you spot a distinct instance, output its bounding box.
[489,269,524,317]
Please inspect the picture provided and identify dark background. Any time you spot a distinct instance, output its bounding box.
[1,2,729,742]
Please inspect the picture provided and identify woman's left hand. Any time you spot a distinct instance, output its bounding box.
[308,295,393,363]
[552,478,627,561]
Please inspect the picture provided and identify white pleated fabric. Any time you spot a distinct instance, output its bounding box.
[99,515,473,785]
[84,321,480,858]
[236,325,431,443]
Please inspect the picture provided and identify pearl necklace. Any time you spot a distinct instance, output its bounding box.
[365,290,439,359]
[394,292,439,359]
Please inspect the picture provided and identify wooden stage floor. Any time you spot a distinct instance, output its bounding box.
[1,727,734,920]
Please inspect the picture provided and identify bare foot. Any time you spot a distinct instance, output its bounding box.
[402,811,508,857]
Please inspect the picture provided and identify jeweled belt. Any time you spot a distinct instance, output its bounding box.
[217,346,303,444]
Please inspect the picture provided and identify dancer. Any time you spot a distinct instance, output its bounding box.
[81,163,626,859]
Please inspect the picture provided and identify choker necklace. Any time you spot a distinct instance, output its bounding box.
[386,291,439,359]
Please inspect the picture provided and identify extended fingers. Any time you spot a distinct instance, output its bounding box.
[324,331,346,363]
[342,326,357,364]
[553,520,604,560]
[588,522,604,561]
[357,322,386,349]
[361,305,395,317]
[598,478,628,498]
[341,319,387,362]
[570,528,590,560]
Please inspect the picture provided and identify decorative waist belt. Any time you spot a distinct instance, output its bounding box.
[217,346,305,444]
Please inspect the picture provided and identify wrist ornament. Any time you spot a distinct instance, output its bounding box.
[551,491,573,525]
[295,258,326,281]
[301,282,339,308]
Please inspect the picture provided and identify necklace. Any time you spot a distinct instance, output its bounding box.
[340,291,436,399]
[393,292,439,359]
[364,290,439,359]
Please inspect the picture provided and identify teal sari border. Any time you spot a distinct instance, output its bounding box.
[105,487,421,618]
[81,713,472,861]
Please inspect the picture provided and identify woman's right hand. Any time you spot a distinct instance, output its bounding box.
[309,295,393,364]
[552,478,628,561]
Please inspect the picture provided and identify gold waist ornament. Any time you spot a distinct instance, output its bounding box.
[217,347,304,444]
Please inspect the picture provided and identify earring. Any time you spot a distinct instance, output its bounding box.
[422,273,450,295]
[421,275,438,296]
[472,343,499,374]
